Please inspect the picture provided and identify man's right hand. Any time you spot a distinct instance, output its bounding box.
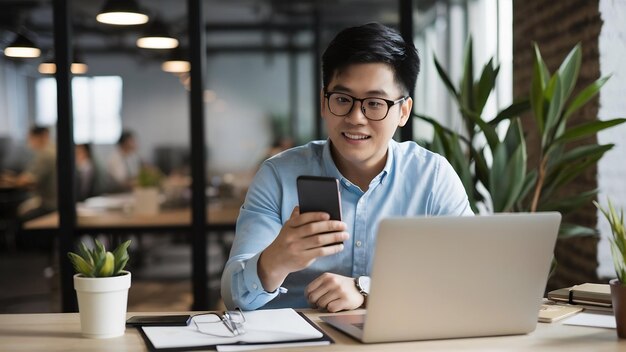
[257,206,348,292]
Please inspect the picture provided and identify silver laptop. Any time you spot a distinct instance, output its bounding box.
[321,212,561,343]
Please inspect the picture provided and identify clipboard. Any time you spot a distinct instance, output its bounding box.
[137,310,333,351]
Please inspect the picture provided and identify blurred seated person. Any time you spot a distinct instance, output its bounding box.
[107,130,141,192]
[75,143,106,201]
[0,126,57,221]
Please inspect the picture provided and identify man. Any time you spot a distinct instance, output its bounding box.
[3,126,57,221]
[221,23,472,312]
[107,130,141,192]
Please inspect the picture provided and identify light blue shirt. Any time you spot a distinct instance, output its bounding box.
[221,139,473,310]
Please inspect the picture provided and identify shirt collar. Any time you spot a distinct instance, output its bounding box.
[376,140,394,185]
[321,139,394,189]
[321,139,344,181]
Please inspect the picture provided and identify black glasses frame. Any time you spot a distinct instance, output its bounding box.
[324,91,408,121]
[192,307,247,337]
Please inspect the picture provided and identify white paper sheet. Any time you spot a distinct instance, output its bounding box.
[562,311,616,329]
[141,308,324,349]
[216,340,330,351]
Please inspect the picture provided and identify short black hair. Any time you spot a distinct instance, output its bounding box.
[29,125,49,136]
[322,22,420,96]
[118,130,134,146]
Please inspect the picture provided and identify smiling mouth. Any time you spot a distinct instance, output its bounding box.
[342,132,371,140]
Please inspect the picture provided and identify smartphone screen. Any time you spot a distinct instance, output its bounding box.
[296,175,342,221]
[126,315,191,326]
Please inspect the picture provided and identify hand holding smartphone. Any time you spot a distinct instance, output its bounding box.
[296,176,344,247]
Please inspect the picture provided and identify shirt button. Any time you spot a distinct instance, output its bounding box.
[356,240,362,247]
[252,283,258,290]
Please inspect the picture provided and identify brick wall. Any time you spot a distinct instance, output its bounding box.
[513,0,603,290]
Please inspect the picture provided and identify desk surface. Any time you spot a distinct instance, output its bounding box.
[0,310,624,351]
[23,201,241,230]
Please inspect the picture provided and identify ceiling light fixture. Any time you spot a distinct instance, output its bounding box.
[96,0,149,25]
[38,52,89,75]
[137,18,178,49]
[3,33,41,58]
[161,48,189,73]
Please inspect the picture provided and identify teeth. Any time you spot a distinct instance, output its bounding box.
[344,132,369,140]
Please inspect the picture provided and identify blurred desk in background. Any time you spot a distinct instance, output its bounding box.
[22,195,242,311]
[23,201,240,232]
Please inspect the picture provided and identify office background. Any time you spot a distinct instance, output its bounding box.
[0,0,625,313]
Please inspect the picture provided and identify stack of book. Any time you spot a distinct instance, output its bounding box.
[548,283,612,311]
[538,283,612,323]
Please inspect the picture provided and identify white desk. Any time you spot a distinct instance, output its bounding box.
[0,310,624,351]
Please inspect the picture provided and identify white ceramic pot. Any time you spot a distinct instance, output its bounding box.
[74,271,131,338]
[133,187,160,215]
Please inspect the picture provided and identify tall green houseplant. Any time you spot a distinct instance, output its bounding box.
[416,38,626,236]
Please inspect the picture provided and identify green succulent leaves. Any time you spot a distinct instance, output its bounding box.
[68,239,131,277]
[595,200,626,284]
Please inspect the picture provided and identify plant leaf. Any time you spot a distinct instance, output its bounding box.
[518,170,538,209]
[476,58,499,114]
[503,118,524,157]
[489,143,526,212]
[554,118,626,145]
[460,38,475,114]
[550,144,614,172]
[99,252,115,277]
[434,56,459,100]
[538,189,598,213]
[543,152,604,196]
[489,99,531,125]
[559,223,597,238]
[530,43,550,134]
[447,134,478,213]
[92,250,106,277]
[79,242,94,266]
[68,253,94,277]
[563,76,610,121]
[95,239,106,259]
[557,43,581,101]
[459,105,499,150]
[542,74,564,149]
[113,240,132,275]
[472,147,490,189]
[412,112,472,146]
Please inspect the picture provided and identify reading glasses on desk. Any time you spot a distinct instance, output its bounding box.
[192,308,247,337]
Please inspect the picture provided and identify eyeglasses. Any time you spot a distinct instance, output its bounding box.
[324,91,408,121]
[192,308,246,337]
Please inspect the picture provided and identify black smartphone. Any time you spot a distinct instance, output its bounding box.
[126,314,191,327]
[297,176,342,221]
[296,175,344,246]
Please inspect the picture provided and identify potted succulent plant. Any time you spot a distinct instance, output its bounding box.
[594,199,626,338]
[134,166,162,215]
[68,239,132,338]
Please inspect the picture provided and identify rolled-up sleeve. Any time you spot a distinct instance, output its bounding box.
[220,162,288,310]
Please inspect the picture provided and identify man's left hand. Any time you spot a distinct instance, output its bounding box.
[305,273,364,312]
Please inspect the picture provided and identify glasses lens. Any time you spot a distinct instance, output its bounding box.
[194,314,234,337]
[227,311,245,324]
[328,93,353,116]
[362,98,388,120]
[194,314,221,324]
